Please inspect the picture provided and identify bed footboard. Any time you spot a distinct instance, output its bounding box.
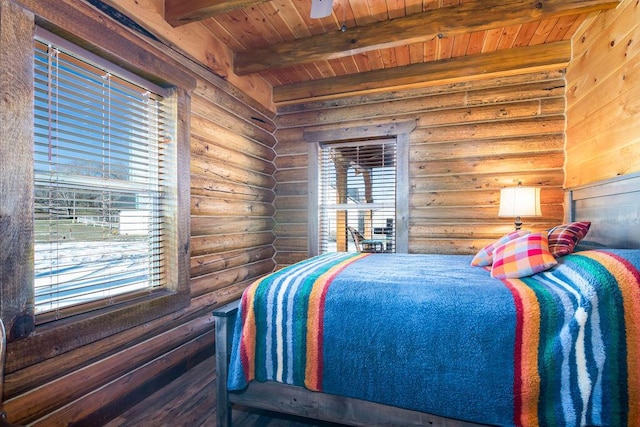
[213,299,240,427]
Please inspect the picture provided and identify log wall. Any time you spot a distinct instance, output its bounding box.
[274,71,567,266]
[189,77,277,300]
[1,0,276,424]
[565,0,640,188]
[2,0,639,423]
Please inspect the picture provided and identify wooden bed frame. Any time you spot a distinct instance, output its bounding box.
[565,172,640,248]
[214,173,640,427]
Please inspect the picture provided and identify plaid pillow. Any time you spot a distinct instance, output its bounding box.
[490,232,557,279]
[547,221,591,258]
[471,230,530,266]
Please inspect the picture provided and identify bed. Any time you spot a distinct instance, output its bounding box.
[214,173,640,427]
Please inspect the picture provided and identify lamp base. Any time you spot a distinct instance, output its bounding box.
[514,216,523,230]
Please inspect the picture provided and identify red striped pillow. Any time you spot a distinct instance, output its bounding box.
[547,221,591,258]
[491,232,557,279]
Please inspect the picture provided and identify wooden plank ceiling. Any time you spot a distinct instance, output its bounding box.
[163,0,620,105]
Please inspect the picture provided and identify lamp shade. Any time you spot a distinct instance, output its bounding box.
[498,186,541,217]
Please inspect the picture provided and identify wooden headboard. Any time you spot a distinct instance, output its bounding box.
[565,172,640,249]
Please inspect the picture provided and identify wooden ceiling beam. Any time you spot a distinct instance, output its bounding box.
[165,0,270,27]
[235,0,619,75]
[273,40,572,105]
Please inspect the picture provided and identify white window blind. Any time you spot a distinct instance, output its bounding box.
[33,33,169,320]
[319,140,396,253]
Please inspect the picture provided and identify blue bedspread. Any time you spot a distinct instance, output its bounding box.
[228,251,640,426]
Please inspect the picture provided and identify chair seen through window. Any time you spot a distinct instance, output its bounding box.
[347,226,384,253]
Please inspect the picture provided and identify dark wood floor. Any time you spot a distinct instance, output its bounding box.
[103,355,346,427]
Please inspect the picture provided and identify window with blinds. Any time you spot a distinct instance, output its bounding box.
[33,34,170,321]
[319,140,396,253]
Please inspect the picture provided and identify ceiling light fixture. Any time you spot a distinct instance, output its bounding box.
[310,0,334,19]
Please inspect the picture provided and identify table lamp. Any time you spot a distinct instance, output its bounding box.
[498,184,541,230]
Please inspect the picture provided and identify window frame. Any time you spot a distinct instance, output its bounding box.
[304,121,414,257]
[0,0,195,366]
[33,28,173,322]
[318,138,398,253]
